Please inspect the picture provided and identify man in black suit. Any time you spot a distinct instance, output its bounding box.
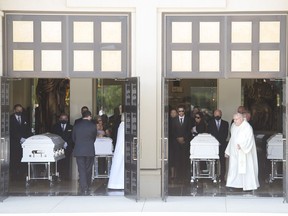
[74,106,89,125]
[207,109,229,183]
[72,110,97,195]
[171,105,193,184]
[9,104,33,181]
[51,113,74,180]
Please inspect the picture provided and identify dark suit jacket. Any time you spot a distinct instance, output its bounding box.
[207,118,229,147]
[171,115,193,145]
[9,113,32,162]
[51,122,74,156]
[72,119,97,157]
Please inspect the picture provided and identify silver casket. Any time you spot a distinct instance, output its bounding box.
[267,133,283,160]
[94,137,114,155]
[190,133,219,159]
[21,133,65,162]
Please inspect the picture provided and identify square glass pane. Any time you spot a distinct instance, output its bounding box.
[259,50,280,71]
[101,22,122,43]
[13,50,34,71]
[199,51,219,72]
[200,22,220,43]
[41,21,62,43]
[41,50,62,71]
[73,50,94,71]
[13,21,34,42]
[172,22,192,43]
[101,50,122,71]
[260,21,280,43]
[231,50,251,72]
[172,51,192,72]
[73,22,94,43]
[231,22,252,43]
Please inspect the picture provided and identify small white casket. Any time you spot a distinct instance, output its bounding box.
[21,133,65,162]
[94,137,114,155]
[190,133,219,159]
[267,133,283,160]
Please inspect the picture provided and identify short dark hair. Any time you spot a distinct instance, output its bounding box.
[14,104,23,110]
[81,106,89,113]
[82,110,92,118]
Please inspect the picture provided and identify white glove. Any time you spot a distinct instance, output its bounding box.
[20,137,26,144]
[63,142,68,149]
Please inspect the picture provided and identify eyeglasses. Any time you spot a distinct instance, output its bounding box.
[178,110,184,113]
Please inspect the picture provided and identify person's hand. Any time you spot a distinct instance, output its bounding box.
[176,137,185,144]
[236,144,241,150]
[225,153,229,158]
[20,137,26,144]
[63,142,68,149]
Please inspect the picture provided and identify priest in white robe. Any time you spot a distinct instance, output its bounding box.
[225,112,259,191]
[108,115,125,189]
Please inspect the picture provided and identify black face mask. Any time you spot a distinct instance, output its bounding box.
[15,111,22,116]
[215,116,221,120]
[59,120,68,124]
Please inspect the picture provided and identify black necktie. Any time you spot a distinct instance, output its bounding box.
[180,118,183,125]
[62,124,65,131]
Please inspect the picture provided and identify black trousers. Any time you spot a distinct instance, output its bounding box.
[76,156,94,192]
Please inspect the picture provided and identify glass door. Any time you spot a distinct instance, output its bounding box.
[124,77,140,201]
[0,78,10,201]
[161,78,169,201]
[284,78,287,202]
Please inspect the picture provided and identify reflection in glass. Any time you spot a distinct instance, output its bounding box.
[101,51,121,72]
[41,50,62,71]
[200,22,220,43]
[101,22,122,43]
[259,50,280,72]
[231,22,252,43]
[13,50,34,71]
[41,21,62,43]
[231,50,251,72]
[73,50,94,71]
[172,51,192,72]
[260,21,280,43]
[199,51,219,72]
[172,22,192,43]
[73,22,94,43]
[13,21,34,42]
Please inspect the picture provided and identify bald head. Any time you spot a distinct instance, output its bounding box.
[233,113,244,126]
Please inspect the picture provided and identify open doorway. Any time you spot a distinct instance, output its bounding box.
[7,78,129,196]
[167,78,284,197]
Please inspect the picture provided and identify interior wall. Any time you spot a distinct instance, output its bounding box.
[218,79,242,126]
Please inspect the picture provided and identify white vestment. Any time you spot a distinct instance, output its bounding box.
[108,121,125,189]
[225,120,259,191]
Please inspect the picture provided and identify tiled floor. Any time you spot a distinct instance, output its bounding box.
[8,175,282,198]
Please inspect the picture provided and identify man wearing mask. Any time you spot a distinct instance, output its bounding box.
[9,104,32,181]
[51,113,74,180]
[207,109,229,183]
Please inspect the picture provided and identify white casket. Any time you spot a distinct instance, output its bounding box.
[190,133,219,159]
[267,133,283,160]
[94,137,114,155]
[21,133,65,162]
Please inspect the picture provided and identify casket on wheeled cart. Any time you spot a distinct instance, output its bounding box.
[266,133,284,183]
[21,133,65,186]
[190,133,219,183]
[93,137,114,179]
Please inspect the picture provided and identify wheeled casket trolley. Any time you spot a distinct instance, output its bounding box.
[190,133,220,183]
[93,137,114,179]
[21,133,65,186]
[266,133,284,183]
